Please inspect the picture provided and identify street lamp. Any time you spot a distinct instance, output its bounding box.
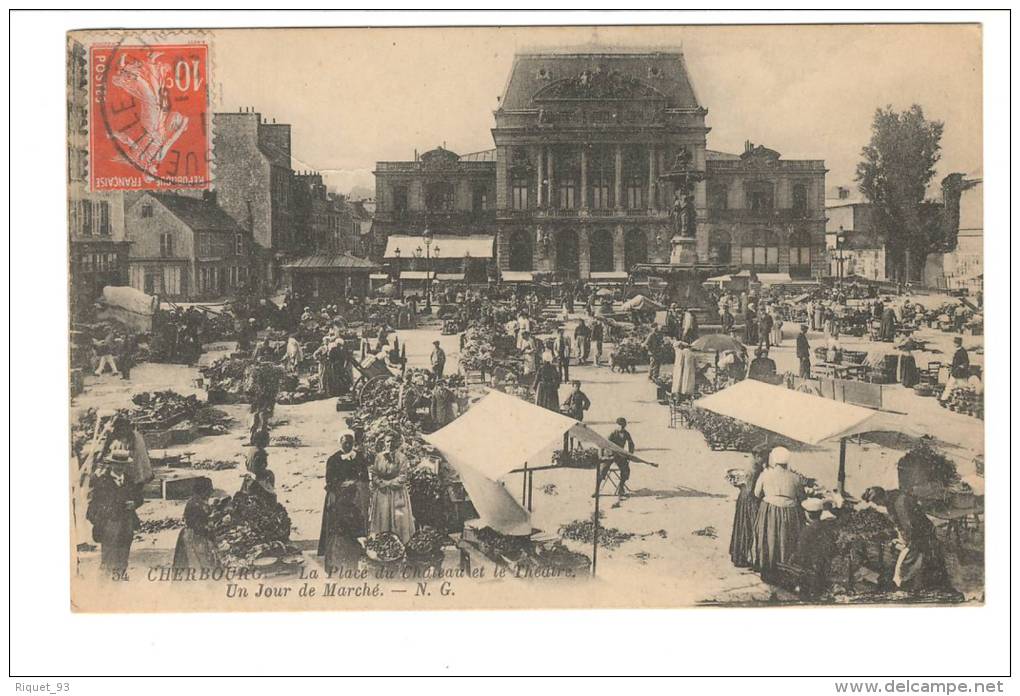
[835,226,848,288]
[422,227,434,310]
[393,246,402,296]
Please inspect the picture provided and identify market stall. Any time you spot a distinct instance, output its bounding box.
[425,390,654,574]
[694,380,912,495]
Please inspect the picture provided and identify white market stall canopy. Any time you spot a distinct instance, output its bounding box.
[424,391,650,534]
[384,235,494,259]
[369,273,391,281]
[756,273,793,286]
[436,272,465,282]
[501,271,534,283]
[589,271,629,281]
[399,271,436,281]
[694,380,890,446]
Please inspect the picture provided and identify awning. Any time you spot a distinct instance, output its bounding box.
[424,391,651,534]
[501,271,534,283]
[705,274,733,283]
[436,273,465,281]
[369,273,390,281]
[694,380,894,446]
[384,235,494,259]
[282,253,380,271]
[589,271,628,281]
[399,271,436,280]
[757,273,793,285]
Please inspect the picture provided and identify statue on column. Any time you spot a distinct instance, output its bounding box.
[681,193,697,239]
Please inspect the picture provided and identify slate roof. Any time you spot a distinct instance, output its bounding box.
[148,193,243,233]
[282,253,380,271]
[499,51,700,111]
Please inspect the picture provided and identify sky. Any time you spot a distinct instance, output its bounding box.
[212,24,982,197]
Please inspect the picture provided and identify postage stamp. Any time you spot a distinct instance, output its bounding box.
[89,42,210,191]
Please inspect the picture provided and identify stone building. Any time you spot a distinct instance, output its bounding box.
[124,192,255,300]
[291,171,331,255]
[211,109,296,284]
[66,38,130,319]
[372,49,827,283]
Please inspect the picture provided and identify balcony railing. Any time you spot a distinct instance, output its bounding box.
[497,207,668,220]
[708,207,820,223]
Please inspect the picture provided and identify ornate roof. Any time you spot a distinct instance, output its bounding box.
[498,51,700,111]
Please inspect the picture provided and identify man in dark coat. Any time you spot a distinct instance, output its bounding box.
[561,380,591,421]
[644,324,663,382]
[796,324,811,378]
[747,348,778,383]
[601,417,636,504]
[758,310,774,351]
[554,329,571,382]
[591,320,605,367]
[86,452,144,578]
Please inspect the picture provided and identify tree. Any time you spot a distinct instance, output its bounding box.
[855,104,944,282]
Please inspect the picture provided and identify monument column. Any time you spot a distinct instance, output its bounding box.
[648,144,657,211]
[547,147,556,209]
[536,145,545,208]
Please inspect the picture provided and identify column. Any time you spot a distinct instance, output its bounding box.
[614,144,623,209]
[547,147,556,209]
[613,225,626,272]
[495,145,509,211]
[648,145,657,211]
[536,145,545,208]
[580,145,588,210]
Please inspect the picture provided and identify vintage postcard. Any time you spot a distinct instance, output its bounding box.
[67,24,984,613]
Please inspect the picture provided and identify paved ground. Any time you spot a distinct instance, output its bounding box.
[71,300,984,604]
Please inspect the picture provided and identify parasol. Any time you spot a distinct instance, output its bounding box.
[596,288,614,297]
[691,333,744,353]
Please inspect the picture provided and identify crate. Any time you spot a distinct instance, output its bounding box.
[162,476,212,500]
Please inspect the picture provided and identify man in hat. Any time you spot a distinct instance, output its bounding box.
[796,324,812,378]
[574,319,592,365]
[554,328,572,382]
[601,417,636,505]
[561,380,591,422]
[86,447,145,578]
[747,347,778,383]
[429,340,446,379]
[643,323,663,382]
[941,336,971,402]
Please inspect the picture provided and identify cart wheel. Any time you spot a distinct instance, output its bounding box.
[358,374,390,406]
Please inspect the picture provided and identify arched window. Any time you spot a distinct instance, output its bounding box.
[792,183,808,214]
[556,229,580,275]
[789,228,812,278]
[508,229,532,272]
[708,228,732,264]
[425,182,454,211]
[624,228,648,269]
[589,228,614,272]
[740,229,779,272]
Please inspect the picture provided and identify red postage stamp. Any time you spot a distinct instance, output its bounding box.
[89,43,210,191]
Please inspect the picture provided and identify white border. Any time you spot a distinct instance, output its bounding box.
[6,9,1013,686]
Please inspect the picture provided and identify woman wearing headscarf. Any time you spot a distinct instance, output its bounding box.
[172,477,220,572]
[670,339,697,398]
[752,447,805,578]
[319,432,370,570]
[368,432,415,543]
[729,447,768,568]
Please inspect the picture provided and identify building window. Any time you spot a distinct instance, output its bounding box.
[98,201,111,236]
[425,182,455,211]
[708,229,732,264]
[626,178,644,210]
[81,201,93,236]
[141,204,153,218]
[392,186,408,217]
[708,180,729,210]
[512,179,529,210]
[559,179,577,210]
[745,181,774,212]
[160,233,174,258]
[591,181,611,209]
[472,186,489,212]
[789,229,812,277]
[741,230,779,272]
[792,183,808,214]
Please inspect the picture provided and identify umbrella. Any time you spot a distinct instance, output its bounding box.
[691,333,744,353]
[596,288,614,297]
[374,283,398,298]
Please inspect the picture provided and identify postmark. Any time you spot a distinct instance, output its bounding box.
[90,42,210,191]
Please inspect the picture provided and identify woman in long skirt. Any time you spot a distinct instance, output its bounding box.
[728,449,767,568]
[533,354,562,412]
[173,478,220,572]
[368,432,415,543]
[318,432,370,561]
[752,447,805,578]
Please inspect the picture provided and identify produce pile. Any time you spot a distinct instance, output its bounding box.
[208,488,294,567]
[131,390,233,435]
[551,447,603,469]
[559,516,635,550]
[404,526,450,562]
[365,531,405,562]
[201,359,313,405]
[678,403,788,452]
[941,386,983,419]
[612,338,648,364]
[898,441,960,488]
[832,508,897,551]
[136,517,184,536]
[459,324,500,374]
[190,459,239,471]
[474,526,532,558]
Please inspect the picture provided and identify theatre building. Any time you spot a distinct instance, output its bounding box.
[373,49,827,283]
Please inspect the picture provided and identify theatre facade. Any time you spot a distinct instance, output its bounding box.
[373,50,827,283]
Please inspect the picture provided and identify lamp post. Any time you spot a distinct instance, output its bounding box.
[393,246,402,296]
[422,227,434,310]
[836,226,848,288]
